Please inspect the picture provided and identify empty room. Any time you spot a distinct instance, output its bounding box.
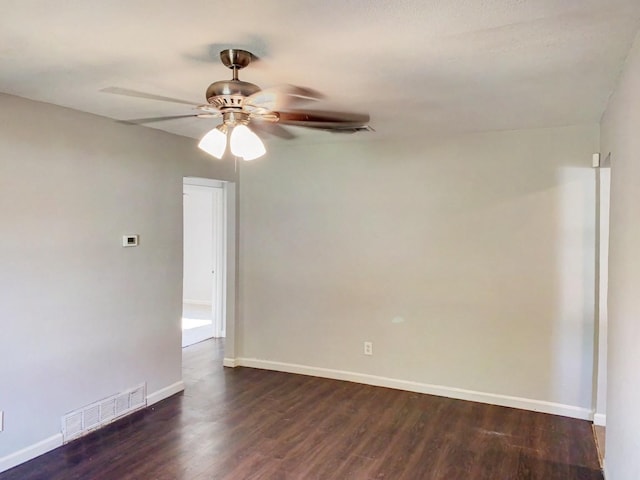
[1,1,640,479]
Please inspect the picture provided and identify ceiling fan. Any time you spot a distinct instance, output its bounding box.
[103,49,372,160]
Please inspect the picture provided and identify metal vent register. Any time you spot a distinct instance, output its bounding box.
[61,383,147,443]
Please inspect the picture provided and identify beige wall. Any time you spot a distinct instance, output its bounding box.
[238,124,598,412]
[600,30,640,480]
[0,93,236,461]
[0,86,610,468]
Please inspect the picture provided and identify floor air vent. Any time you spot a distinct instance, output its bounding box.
[61,383,147,443]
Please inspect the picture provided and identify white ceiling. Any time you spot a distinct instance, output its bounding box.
[1,0,639,143]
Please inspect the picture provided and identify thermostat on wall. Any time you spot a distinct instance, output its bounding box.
[122,235,139,247]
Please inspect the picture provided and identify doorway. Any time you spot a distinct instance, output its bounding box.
[182,178,226,347]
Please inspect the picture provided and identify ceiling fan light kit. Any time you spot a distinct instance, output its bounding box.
[106,48,371,161]
[198,122,266,161]
[198,124,228,159]
[229,124,266,160]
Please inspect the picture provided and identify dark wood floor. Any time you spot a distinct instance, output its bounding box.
[1,340,603,479]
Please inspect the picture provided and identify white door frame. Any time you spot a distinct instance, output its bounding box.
[183,177,228,338]
[594,163,610,427]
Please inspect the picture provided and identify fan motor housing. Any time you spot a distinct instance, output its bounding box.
[206,79,261,109]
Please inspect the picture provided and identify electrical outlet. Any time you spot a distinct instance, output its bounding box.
[364,341,373,356]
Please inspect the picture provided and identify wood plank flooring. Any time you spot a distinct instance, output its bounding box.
[0,340,603,479]
[593,425,605,469]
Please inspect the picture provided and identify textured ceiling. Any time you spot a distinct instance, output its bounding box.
[1,0,639,143]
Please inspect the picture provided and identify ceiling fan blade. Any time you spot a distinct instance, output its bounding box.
[245,85,324,112]
[250,121,296,140]
[101,87,200,106]
[117,114,217,125]
[277,110,370,130]
[306,125,374,134]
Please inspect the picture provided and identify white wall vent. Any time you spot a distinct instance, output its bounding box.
[100,398,116,422]
[63,411,83,440]
[83,404,101,429]
[61,383,147,443]
[114,393,130,416]
[130,385,146,408]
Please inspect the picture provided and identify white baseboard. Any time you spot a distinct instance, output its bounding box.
[0,380,186,474]
[235,358,593,421]
[593,413,606,426]
[223,357,237,368]
[183,300,212,307]
[147,381,185,406]
[0,433,63,474]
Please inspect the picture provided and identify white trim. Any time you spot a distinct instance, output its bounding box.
[147,381,185,406]
[183,299,212,307]
[222,182,237,359]
[183,177,225,188]
[235,358,593,420]
[603,463,609,479]
[595,167,610,429]
[211,185,225,338]
[594,413,607,426]
[223,358,237,368]
[220,182,230,339]
[182,178,228,340]
[0,433,63,474]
